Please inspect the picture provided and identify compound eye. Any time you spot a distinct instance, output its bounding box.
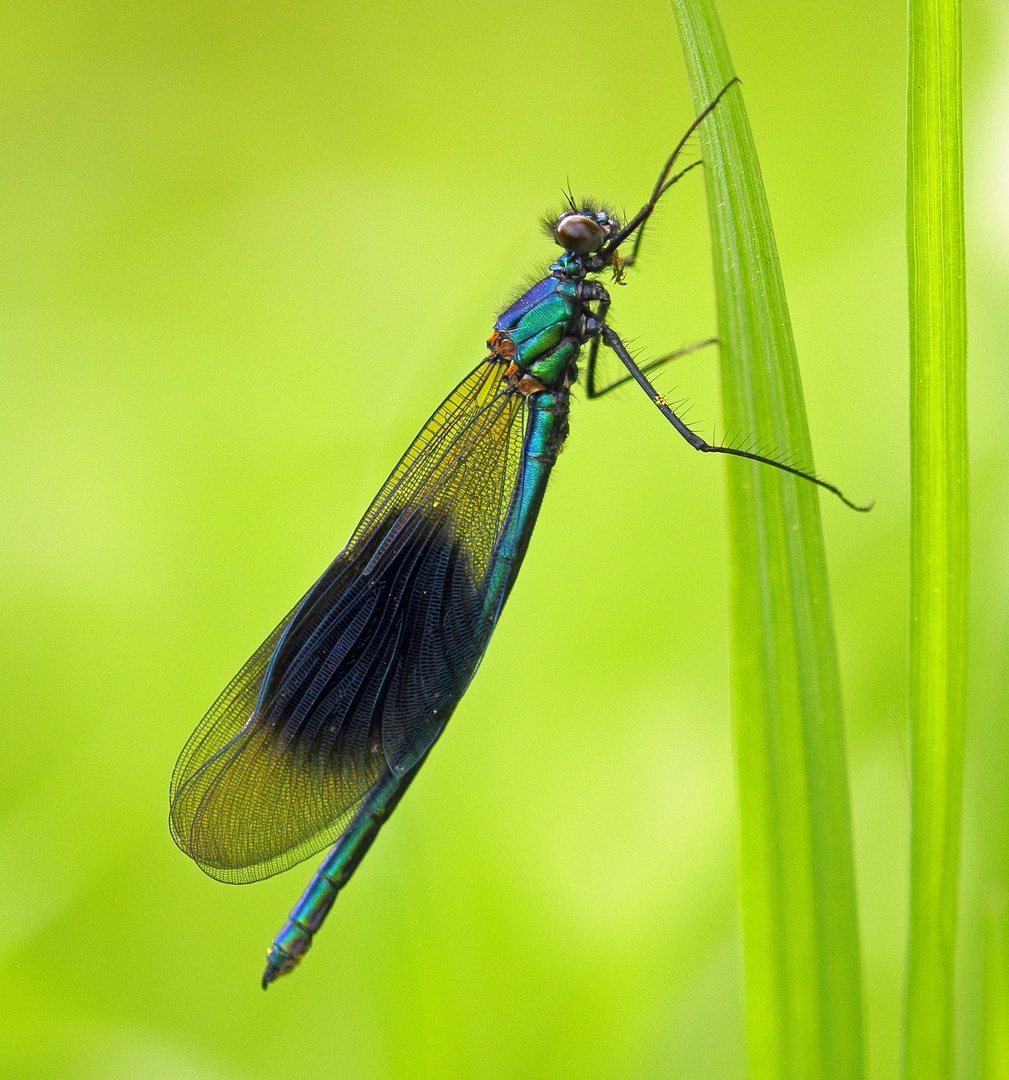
[555,213,605,254]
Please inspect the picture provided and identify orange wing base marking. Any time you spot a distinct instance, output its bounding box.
[487,329,516,360]
[488,330,546,396]
[504,361,545,396]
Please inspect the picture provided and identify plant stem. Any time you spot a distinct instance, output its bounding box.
[669,3,864,1078]
[903,0,968,1075]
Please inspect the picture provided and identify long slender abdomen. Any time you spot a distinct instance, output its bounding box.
[260,387,570,986]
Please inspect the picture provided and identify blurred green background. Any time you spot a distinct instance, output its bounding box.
[0,1,1005,1077]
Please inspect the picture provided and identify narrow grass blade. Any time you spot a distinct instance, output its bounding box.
[669,3,864,1078]
[903,0,968,1076]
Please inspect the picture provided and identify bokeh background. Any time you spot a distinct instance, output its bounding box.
[0,1,1006,1077]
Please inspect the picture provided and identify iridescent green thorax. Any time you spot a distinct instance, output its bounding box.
[491,274,586,390]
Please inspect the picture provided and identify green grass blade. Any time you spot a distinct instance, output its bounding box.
[669,4,864,1078]
[903,0,968,1076]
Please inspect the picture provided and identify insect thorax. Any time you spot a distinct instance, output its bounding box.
[489,267,606,393]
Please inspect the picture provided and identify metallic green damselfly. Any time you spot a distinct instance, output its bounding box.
[170,81,866,988]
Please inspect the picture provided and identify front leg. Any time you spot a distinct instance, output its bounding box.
[618,158,704,273]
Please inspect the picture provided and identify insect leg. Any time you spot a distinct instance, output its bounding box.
[619,159,704,271]
[587,337,717,399]
[600,326,871,512]
[602,78,739,257]
[583,290,611,399]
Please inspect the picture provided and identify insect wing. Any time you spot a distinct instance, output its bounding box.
[170,360,525,882]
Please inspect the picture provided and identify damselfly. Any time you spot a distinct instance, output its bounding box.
[169,81,866,988]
